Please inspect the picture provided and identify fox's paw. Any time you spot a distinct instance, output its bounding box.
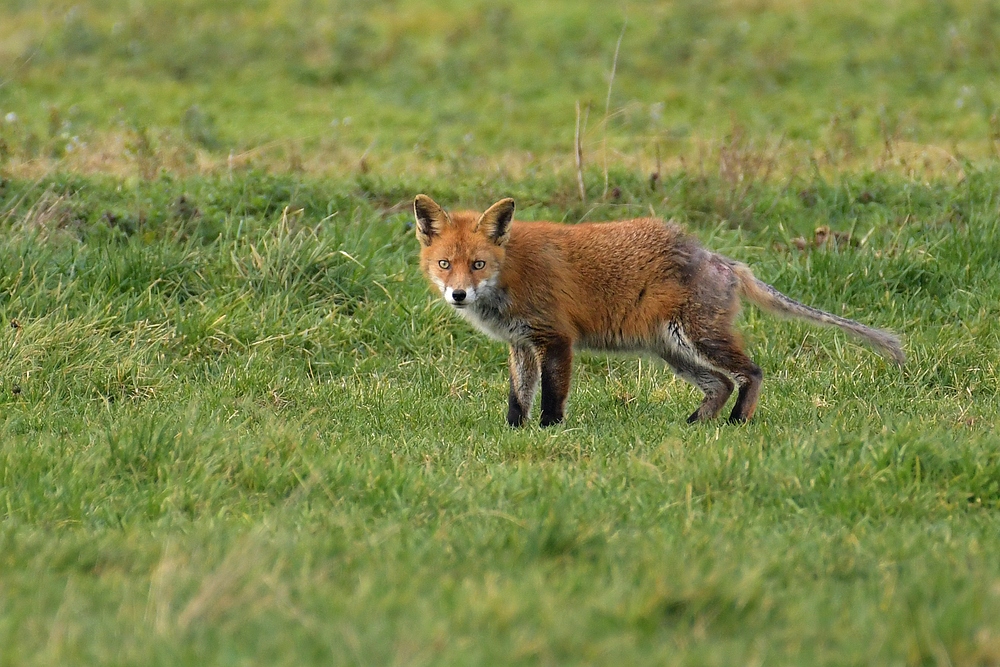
[539,413,564,427]
[507,412,528,427]
[507,396,529,427]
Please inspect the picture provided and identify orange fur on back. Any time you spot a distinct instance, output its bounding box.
[498,219,696,347]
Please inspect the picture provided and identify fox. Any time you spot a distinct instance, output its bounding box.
[413,194,904,427]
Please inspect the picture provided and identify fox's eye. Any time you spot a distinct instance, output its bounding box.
[438,259,450,269]
[472,260,486,270]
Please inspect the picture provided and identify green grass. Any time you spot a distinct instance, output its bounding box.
[2,0,1000,176]
[1,169,999,665]
[2,0,1000,664]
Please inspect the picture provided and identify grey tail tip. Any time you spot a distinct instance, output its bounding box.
[854,325,904,366]
[880,337,906,366]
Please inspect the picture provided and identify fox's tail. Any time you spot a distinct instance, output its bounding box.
[730,262,905,366]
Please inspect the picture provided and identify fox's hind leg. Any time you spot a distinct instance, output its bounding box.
[657,348,735,423]
[681,257,763,423]
[507,344,540,427]
[692,337,763,424]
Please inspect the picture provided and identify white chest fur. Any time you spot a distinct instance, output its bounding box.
[458,307,528,343]
[456,299,531,344]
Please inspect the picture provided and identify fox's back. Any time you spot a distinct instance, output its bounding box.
[501,218,707,347]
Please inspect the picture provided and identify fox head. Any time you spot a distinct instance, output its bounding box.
[414,194,515,309]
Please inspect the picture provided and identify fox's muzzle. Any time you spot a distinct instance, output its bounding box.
[444,285,475,307]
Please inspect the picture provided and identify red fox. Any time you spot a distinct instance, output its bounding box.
[414,194,904,426]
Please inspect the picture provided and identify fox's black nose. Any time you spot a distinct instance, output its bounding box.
[452,289,467,302]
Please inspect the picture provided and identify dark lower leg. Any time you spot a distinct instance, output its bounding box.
[507,386,528,427]
[687,369,735,423]
[539,338,573,426]
[659,351,734,423]
[728,365,763,423]
[693,337,763,424]
[507,345,539,427]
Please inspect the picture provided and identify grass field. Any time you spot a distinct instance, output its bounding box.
[2,1,1000,666]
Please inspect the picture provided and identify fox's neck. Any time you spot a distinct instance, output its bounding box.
[469,282,508,317]
[459,284,531,344]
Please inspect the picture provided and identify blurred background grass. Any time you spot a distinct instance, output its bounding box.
[2,0,999,178]
[4,3,1000,665]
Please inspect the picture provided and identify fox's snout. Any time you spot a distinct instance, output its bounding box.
[442,284,475,307]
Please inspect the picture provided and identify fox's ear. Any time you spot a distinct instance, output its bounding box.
[476,198,515,246]
[413,194,449,246]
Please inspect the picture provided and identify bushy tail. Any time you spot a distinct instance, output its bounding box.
[731,262,905,366]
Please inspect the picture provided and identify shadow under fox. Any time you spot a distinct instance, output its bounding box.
[414,194,904,426]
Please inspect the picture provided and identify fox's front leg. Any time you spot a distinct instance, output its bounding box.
[538,337,573,427]
[507,344,540,427]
